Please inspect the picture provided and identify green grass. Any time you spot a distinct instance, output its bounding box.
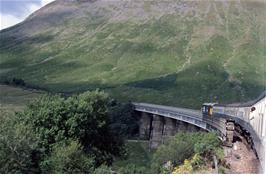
[0,85,43,112]
[0,1,265,108]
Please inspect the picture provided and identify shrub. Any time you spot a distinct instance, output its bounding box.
[0,111,40,173]
[92,165,113,174]
[118,164,148,174]
[193,133,220,157]
[151,132,221,174]
[172,159,193,174]
[41,140,95,174]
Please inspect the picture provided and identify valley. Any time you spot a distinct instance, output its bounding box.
[0,0,265,173]
[1,0,265,108]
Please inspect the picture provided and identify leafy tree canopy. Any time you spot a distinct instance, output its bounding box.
[17,90,129,165]
[40,140,95,174]
[0,90,137,173]
[0,110,40,174]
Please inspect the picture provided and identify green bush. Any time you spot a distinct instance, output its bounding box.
[151,132,221,173]
[118,164,148,174]
[41,140,95,174]
[92,165,112,174]
[193,133,220,156]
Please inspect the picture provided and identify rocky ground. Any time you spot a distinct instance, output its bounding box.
[224,140,260,174]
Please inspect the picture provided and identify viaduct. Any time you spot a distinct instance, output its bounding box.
[133,92,265,174]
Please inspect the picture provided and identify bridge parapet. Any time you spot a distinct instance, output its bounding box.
[133,102,228,147]
[134,103,207,130]
[133,93,265,174]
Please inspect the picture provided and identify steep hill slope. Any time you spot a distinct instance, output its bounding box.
[0,0,265,108]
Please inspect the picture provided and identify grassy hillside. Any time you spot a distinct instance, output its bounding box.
[0,0,265,108]
[0,85,43,112]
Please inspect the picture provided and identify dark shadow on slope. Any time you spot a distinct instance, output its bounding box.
[125,59,265,107]
[126,74,177,90]
[0,34,55,49]
[42,82,115,95]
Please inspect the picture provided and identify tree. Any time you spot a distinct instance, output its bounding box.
[0,110,41,174]
[17,90,125,165]
[41,140,95,174]
[2,90,137,173]
[108,101,138,138]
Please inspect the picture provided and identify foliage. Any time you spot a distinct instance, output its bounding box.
[151,140,193,173]
[172,159,193,174]
[41,140,95,174]
[214,148,225,162]
[17,90,125,165]
[0,89,137,173]
[190,154,203,170]
[171,154,203,174]
[151,133,221,173]
[218,166,227,174]
[112,141,153,171]
[108,101,139,138]
[92,165,113,174]
[0,110,41,174]
[118,164,148,174]
[193,133,220,157]
[113,132,222,174]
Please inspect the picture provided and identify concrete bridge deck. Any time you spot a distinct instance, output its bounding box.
[133,102,206,130]
[133,102,227,139]
[133,94,265,174]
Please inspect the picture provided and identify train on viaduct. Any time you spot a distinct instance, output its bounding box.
[133,91,265,174]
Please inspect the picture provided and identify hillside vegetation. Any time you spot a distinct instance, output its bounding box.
[0,0,265,108]
[0,85,43,112]
[0,90,139,173]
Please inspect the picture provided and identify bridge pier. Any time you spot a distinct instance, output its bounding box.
[139,112,152,139]
[187,123,199,132]
[225,121,235,147]
[176,120,187,132]
[162,117,176,143]
[138,111,207,149]
[150,115,164,149]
